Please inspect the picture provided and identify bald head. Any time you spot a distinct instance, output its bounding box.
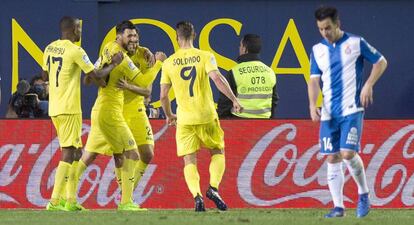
[60,16,78,31]
[59,16,81,42]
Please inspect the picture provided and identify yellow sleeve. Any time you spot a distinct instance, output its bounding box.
[160,62,171,85]
[135,60,162,87]
[205,52,219,74]
[120,55,142,82]
[73,47,95,74]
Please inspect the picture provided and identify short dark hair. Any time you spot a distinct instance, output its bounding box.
[116,20,136,34]
[176,21,195,40]
[59,16,78,31]
[242,34,262,54]
[314,6,339,23]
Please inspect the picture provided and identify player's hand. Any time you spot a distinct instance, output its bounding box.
[155,52,167,62]
[83,76,93,85]
[360,84,373,108]
[111,52,124,66]
[116,78,130,90]
[144,48,155,67]
[309,106,321,122]
[166,114,177,126]
[231,100,243,114]
[96,78,107,87]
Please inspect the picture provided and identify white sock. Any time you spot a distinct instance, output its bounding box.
[343,154,369,195]
[327,162,345,208]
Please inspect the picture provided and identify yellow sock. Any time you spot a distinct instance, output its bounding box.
[74,159,87,193]
[121,158,136,204]
[133,160,148,189]
[209,154,225,189]
[59,176,67,203]
[114,167,122,189]
[50,161,71,205]
[75,160,87,182]
[66,161,79,203]
[184,164,201,198]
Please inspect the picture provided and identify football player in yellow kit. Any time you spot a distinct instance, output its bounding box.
[160,21,242,212]
[43,16,122,211]
[76,21,166,210]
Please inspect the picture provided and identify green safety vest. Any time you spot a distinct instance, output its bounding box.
[231,61,276,118]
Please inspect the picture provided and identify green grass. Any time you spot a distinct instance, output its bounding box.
[0,209,412,225]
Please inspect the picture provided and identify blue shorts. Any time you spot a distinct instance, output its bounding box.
[319,112,363,154]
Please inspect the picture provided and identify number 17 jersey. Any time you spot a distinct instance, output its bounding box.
[42,39,95,116]
[161,48,218,125]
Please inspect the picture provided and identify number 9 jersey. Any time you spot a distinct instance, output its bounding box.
[42,39,95,116]
[161,48,219,125]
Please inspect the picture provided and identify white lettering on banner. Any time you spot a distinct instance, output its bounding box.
[366,125,414,206]
[1,123,168,207]
[237,123,414,207]
[0,144,24,204]
[27,137,61,206]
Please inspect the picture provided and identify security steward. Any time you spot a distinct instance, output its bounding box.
[217,34,278,118]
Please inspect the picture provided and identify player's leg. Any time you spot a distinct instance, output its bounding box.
[339,112,369,218]
[100,111,145,211]
[177,123,204,212]
[47,115,79,211]
[199,119,227,210]
[59,148,82,207]
[119,148,147,211]
[183,153,204,212]
[113,153,124,189]
[65,114,84,209]
[134,144,153,189]
[320,119,345,218]
[129,114,154,189]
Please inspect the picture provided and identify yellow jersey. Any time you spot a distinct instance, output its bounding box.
[42,39,95,116]
[92,41,141,113]
[124,47,162,113]
[161,48,218,125]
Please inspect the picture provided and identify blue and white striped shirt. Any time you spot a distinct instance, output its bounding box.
[310,32,383,120]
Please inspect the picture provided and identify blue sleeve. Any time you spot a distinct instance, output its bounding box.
[360,38,382,64]
[310,51,322,76]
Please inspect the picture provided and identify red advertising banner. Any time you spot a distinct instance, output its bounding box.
[0,120,413,209]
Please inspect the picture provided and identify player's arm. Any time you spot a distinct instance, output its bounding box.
[160,83,176,126]
[117,78,151,98]
[139,46,155,67]
[360,57,388,107]
[83,75,107,87]
[41,51,49,81]
[308,76,321,122]
[308,51,322,122]
[87,52,123,79]
[359,38,388,107]
[138,52,166,85]
[208,70,242,113]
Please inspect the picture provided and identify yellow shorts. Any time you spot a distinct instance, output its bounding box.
[85,109,137,156]
[125,107,154,146]
[51,114,83,149]
[176,118,224,157]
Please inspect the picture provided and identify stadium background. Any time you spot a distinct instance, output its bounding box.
[0,0,413,209]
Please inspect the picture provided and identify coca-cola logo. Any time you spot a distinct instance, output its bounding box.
[237,124,414,207]
[0,122,169,207]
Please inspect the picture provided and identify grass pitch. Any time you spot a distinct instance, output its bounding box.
[0,209,412,225]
